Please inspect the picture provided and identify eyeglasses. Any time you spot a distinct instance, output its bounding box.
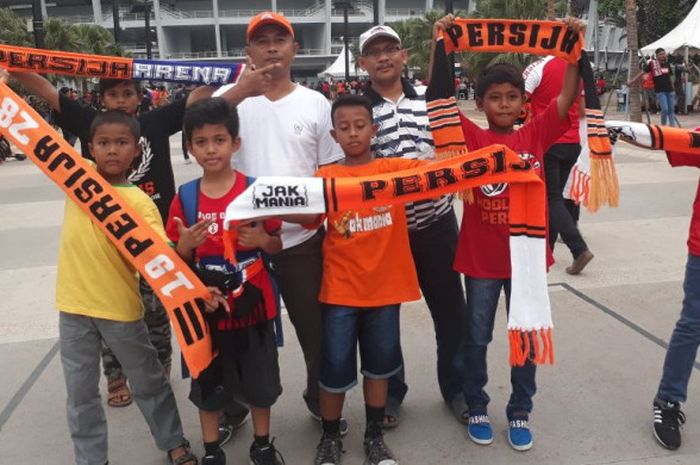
[362,46,403,59]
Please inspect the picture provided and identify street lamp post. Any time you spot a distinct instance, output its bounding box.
[32,0,45,48]
[112,1,121,43]
[144,1,153,59]
[335,2,352,82]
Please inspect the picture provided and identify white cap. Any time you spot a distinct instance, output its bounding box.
[359,25,402,55]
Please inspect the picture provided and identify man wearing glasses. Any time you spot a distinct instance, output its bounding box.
[358,25,468,429]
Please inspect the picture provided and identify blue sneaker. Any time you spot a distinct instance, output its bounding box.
[467,414,493,445]
[508,418,533,451]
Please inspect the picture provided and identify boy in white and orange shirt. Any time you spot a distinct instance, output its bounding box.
[305,95,424,465]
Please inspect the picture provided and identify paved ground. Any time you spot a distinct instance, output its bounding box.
[1,103,700,464]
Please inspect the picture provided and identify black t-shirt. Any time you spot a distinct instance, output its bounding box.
[56,93,186,220]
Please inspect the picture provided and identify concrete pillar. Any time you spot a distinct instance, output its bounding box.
[40,0,47,17]
[324,0,332,54]
[425,0,434,11]
[272,0,277,12]
[152,0,167,59]
[378,0,385,25]
[213,0,222,56]
[92,0,102,25]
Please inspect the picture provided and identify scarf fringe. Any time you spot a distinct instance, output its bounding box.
[588,155,620,211]
[508,328,555,366]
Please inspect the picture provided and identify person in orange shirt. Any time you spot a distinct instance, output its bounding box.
[300,95,423,465]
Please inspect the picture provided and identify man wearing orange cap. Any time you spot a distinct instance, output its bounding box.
[216,10,345,438]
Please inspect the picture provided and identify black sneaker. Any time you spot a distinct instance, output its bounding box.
[653,398,686,450]
[201,448,226,465]
[363,435,398,465]
[309,412,349,437]
[314,434,343,465]
[218,410,250,447]
[250,439,285,465]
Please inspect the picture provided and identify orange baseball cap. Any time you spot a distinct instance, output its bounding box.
[247,11,295,42]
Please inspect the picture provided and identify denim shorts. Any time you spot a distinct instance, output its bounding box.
[320,304,403,393]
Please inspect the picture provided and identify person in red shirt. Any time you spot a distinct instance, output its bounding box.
[652,126,700,451]
[434,14,584,453]
[524,56,594,275]
[166,98,285,465]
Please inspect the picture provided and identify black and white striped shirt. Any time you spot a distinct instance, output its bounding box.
[365,79,453,231]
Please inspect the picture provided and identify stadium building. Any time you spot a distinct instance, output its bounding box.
[4,0,475,77]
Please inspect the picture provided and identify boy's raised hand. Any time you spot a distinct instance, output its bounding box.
[173,216,213,254]
[556,16,586,119]
[562,16,587,35]
[433,13,455,40]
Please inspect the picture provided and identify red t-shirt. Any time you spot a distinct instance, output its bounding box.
[455,101,570,278]
[666,127,700,257]
[524,56,580,144]
[166,172,281,330]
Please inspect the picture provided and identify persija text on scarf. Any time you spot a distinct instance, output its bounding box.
[0,82,214,378]
[223,144,552,367]
[439,19,618,212]
[0,44,243,85]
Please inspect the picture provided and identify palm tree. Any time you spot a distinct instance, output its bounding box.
[0,9,32,46]
[625,0,642,122]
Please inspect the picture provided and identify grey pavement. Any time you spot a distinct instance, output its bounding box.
[1,105,700,465]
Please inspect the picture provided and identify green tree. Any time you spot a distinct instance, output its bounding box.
[0,9,32,46]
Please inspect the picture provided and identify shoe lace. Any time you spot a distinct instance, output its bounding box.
[660,405,687,430]
[252,438,285,465]
[365,436,396,464]
[316,435,342,464]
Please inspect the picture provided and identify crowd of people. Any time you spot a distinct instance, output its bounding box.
[1,10,700,465]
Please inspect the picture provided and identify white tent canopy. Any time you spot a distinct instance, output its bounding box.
[317,46,367,79]
[641,2,700,55]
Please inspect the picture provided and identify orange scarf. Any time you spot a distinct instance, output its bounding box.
[442,19,583,64]
[224,145,553,366]
[0,82,214,378]
[438,19,618,212]
[0,44,243,85]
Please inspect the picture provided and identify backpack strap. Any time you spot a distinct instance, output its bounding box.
[177,178,201,227]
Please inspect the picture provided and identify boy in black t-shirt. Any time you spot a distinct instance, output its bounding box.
[9,70,207,407]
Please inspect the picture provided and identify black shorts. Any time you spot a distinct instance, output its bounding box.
[189,321,282,410]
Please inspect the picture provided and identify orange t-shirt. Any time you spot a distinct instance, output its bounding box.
[316,158,423,307]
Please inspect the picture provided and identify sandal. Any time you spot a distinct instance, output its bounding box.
[382,398,400,429]
[168,441,198,465]
[107,374,132,408]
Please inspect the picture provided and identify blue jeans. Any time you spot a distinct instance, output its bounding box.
[657,254,700,403]
[460,277,537,419]
[388,211,467,405]
[320,304,402,393]
[656,91,678,126]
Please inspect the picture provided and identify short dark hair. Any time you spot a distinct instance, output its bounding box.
[98,78,141,96]
[475,63,525,99]
[89,110,141,142]
[330,95,373,126]
[655,47,665,55]
[183,97,239,141]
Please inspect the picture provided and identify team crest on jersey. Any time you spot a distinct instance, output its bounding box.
[480,153,538,197]
[252,184,308,209]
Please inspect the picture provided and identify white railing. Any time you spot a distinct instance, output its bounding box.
[385,8,425,17]
[165,48,328,60]
[218,9,266,18]
[278,1,325,17]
